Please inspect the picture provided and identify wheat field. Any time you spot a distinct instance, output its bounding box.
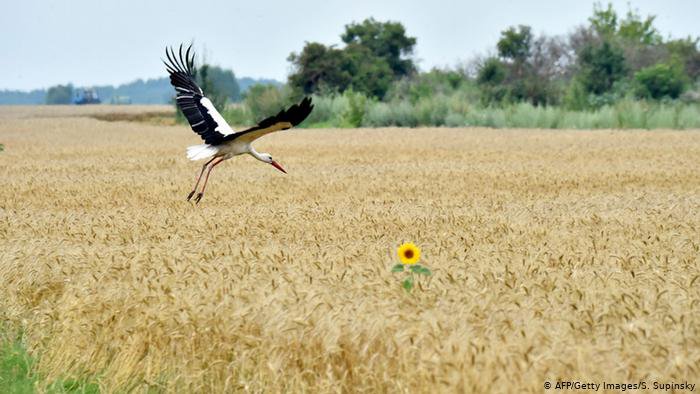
[1,106,699,393]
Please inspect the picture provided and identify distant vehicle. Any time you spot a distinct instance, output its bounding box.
[73,88,101,105]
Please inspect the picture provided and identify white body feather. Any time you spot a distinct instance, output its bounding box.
[186,144,220,161]
[186,140,253,161]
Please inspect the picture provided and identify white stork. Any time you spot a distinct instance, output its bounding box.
[164,44,314,203]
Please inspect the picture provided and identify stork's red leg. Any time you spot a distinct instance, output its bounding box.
[187,157,217,201]
[194,157,224,204]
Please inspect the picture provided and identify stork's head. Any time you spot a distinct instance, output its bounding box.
[260,153,287,174]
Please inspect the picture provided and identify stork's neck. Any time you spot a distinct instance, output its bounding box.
[248,146,266,162]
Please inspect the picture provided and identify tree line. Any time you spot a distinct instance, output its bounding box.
[41,67,242,105]
[281,3,698,110]
[34,2,700,130]
[217,3,698,130]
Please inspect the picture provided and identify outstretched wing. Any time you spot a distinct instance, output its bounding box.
[226,97,314,144]
[164,44,235,145]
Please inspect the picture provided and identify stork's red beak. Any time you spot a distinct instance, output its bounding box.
[270,160,287,174]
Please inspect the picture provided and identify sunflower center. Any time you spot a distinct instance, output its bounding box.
[404,249,414,259]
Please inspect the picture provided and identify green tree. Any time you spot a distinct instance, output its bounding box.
[495,25,546,104]
[584,3,664,73]
[288,18,416,99]
[341,18,416,77]
[666,37,700,81]
[197,64,228,110]
[577,41,627,95]
[287,43,353,95]
[618,7,662,45]
[478,26,562,105]
[344,44,394,99]
[206,66,241,102]
[45,84,73,104]
[589,2,618,38]
[476,58,508,104]
[497,25,532,65]
[477,58,506,85]
[634,63,688,99]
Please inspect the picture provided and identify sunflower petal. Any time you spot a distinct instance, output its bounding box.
[397,242,421,265]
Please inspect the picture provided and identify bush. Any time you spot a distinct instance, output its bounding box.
[564,79,592,111]
[244,84,291,122]
[615,100,648,128]
[220,104,252,127]
[646,105,679,129]
[343,90,368,127]
[388,69,468,103]
[224,81,698,130]
[635,63,688,99]
[680,81,700,103]
[391,101,419,127]
[444,113,466,127]
[676,105,700,128]
[301,94,348,127]
[414,96,448,126]
[362,102,391,127]
[361,101,418,127]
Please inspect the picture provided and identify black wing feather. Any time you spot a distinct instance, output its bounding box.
[226,97,314,143]
[164,45,230,145]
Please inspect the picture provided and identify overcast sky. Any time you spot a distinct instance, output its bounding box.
[1,0,698,90]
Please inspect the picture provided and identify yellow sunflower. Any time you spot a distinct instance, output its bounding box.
[397,242,421,265]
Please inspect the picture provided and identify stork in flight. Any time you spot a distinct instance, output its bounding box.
[164,45,314,203]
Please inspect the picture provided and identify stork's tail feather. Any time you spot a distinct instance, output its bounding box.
[186,144,219,161]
